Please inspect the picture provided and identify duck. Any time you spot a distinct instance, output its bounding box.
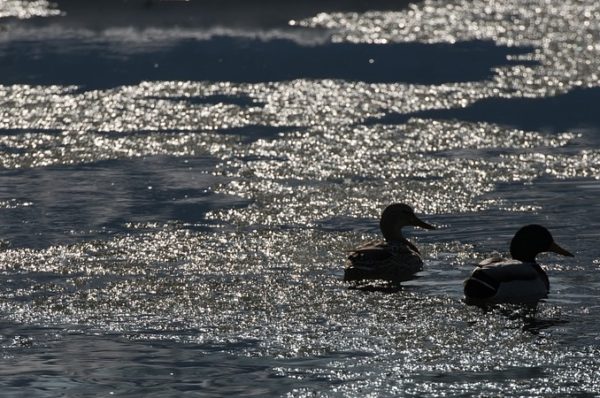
[344,203,436,284]
[464,224,574,304]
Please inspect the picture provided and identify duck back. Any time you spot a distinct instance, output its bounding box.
[345,240,423,283]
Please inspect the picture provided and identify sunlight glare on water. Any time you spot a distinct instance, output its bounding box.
[0,0,600,396]
[0,0,59,19]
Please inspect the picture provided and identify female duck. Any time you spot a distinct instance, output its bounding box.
[464,224,574,304]
[345,203,436,283]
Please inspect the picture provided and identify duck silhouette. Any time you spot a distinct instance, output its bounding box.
[464,224,574,304]
[345,203,435,284]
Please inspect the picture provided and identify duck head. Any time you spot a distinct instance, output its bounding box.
[509,224,574,263]
[379,203,435,242]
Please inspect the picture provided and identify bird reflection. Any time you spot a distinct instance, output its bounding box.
[471,302,569,335]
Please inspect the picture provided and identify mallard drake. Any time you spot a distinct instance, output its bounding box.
[344,203,436,284]
[464,224,574,304]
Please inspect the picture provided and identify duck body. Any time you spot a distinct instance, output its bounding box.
[463,224,573,305]
[464,258,549,304]
[345,239,423,283]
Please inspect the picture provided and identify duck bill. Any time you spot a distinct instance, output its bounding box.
[412,215,436,230]
[548,241,574,257]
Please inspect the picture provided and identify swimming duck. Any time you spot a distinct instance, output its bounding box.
[344,203,436,284]
[464,224,574,304]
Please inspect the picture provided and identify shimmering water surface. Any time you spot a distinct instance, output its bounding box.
[1,0,600,396]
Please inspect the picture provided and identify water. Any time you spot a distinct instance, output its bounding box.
[1,0,600,396]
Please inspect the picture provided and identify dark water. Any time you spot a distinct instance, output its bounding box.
[1,0,600,396]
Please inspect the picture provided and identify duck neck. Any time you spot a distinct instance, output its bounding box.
[511,253,537,263]
[385,236,419,254]
[382,225,404,243]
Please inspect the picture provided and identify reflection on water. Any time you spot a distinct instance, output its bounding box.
[1,0,600,396]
